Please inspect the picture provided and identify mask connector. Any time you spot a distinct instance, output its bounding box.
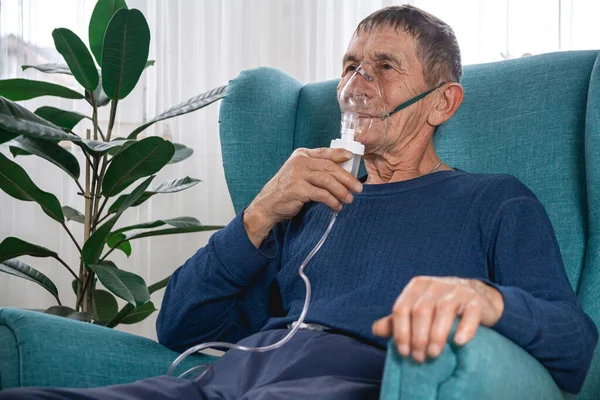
[331,111,365,178]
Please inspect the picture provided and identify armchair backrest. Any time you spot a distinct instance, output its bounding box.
[219,51,600,398]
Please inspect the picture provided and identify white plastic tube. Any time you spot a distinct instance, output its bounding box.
[167,211,339,380]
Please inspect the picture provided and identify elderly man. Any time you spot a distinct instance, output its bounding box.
[2,5,597,400]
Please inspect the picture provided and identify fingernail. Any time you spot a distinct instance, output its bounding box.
[412,350,425,363]
[398,344,410,356]
[355,183,363,193]
[454,333,466,345]
[345,194,354,204]
[428,344,441,357]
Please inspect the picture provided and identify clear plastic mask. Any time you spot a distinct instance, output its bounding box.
[337,61,390,146]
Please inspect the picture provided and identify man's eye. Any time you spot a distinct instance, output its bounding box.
[346,65,357,72]
[382,64,393,70]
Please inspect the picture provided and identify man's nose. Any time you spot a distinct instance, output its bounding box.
[356,64,374,82]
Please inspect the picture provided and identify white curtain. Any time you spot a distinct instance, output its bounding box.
[1,0,599,340]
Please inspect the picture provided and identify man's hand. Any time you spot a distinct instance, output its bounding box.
[372,276,504,363]
[243,147,363,247]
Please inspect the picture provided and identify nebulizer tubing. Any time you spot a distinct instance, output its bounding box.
[167,66,374,381]
[167,210,340,380]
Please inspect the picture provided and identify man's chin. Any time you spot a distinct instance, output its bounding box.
[356,134,385,154]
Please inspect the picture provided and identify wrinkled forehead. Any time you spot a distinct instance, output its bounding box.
[343,26,417,68]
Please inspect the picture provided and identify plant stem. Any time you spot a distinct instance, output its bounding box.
[106,100,119,141]
[93,196,109,230]
[76,270,95,310]
[149,275,171,294]
[81,128,93,313]
[106,303,134,328]
[61,222,82,254]
[82,152,100,183]
[92,99,99,142]
[73,179,85,196]
[98,246,116,264]
[97,125,106,142]
[95,213,110,227]
[55,255,80,282]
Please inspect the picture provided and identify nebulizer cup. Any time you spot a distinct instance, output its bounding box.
[331,61,389,176]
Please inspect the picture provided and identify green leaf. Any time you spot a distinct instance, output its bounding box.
[34,106,89,131]
[45,305,76,317]
[72,278,79,295]
[76,137,133,156]
[63,206,85,223]
[112,216,202,234]
[22,63,73,75]
[100,260,118,269]
[0,129,18,145]
[68,311,93,322]
[85,78,110,107]
[82,176,154,266]
[45,306,92,322]
[145,60,155,69]
[92,289,118,322]
[102,8,150,100]
[9,146,31,157]
[0,259,60,304]
[89,0,128,67]
[119,301,155,324]
[107,176,200,214]
[7,135,80,179]
[108,217,223,245]
[0,153,65,222]
[106,233,131,257]
[168,143,193,164]
[0,96,82,142]
[107,137,135,156]
[52,28,99,91]
[102,136,174,197]
[88,263,149,307]
[128,85,227,139]
[0,237,58,264]
[0,79,84,101]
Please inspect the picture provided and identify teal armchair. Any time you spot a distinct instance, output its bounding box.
[2,50,599,399]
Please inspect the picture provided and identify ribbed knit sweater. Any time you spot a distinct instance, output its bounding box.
[157,169,597,393]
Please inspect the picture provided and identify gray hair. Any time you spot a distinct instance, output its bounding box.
[355,5,463,86]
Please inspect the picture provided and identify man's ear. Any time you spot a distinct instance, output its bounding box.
[427,83,464,127]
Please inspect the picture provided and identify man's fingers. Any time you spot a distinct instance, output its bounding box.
[410,294,436,362]
[391,277,431,358]
[305,147,353,163]
[454,300,482,345]
[310,158,363,193]
[305,171,354,205]
[303,185,343,212]
[427,293,460,357]
[372,315,393,337]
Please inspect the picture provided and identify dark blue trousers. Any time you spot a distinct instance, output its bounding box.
[0,329,385,399]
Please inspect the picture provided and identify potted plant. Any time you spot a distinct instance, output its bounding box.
[0,0,226,327]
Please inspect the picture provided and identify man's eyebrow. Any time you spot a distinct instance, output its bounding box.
[372,51,403,66]
[342,53,360,65]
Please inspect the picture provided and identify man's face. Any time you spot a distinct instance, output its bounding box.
[338,25,433,154]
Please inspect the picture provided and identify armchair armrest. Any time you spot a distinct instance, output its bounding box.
[379,324,564,400]
[0,308,217,389]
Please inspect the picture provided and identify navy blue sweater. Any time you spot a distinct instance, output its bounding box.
[157,170,597,393]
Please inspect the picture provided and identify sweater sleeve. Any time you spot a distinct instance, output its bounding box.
[485,195,598,393]
[156,210,285,352]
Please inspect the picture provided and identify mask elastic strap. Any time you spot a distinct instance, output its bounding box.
[383,81,448,119]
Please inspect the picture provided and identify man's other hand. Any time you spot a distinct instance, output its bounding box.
[372,276,504,363]
[243,147,363,247]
